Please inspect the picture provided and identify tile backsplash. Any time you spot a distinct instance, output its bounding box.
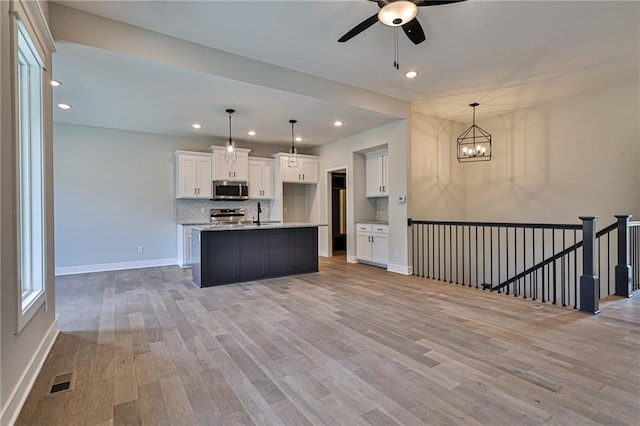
[176,199,271,224]
[376,197,389,222]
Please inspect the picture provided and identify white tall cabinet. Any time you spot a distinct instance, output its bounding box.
[248,158,274,199]
[175,151,212,199]
[365,150,388,198]
[211,146,250,181]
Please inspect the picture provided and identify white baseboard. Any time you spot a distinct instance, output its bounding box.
[347,255,358,264]
[1,318,59,426]
[318,249,329,257]
[387,263,413,275]
[55,258,178,276]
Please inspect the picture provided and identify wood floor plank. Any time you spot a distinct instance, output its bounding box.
[16,258,640,425]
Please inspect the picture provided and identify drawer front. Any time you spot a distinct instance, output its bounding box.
[356,223,372,232]
[372,224,388,234]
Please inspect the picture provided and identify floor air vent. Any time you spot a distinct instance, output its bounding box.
[48,372,75,396]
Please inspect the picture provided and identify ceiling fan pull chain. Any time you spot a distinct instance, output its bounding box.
[396,27,400,70]
[393,27,397,69]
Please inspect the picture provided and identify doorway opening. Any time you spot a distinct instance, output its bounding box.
[330,170,347,259]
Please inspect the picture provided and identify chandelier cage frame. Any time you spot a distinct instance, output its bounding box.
[457,103,492,163]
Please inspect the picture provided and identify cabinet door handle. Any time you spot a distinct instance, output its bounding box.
[371,236,375,243]
[303,174,305,180]
[383,186,386,192]
[234,171,236,178]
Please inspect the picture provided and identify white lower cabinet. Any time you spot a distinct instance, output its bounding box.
[355,222,388,267]
[177,225,193,268]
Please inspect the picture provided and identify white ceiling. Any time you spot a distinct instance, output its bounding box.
[51,0,640,146]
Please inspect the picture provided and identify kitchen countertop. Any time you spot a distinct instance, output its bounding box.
[356,220,389,225]
[192,222,327,231]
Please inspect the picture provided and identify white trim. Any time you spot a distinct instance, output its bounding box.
[347,255,358,264]
[0,318,58,426]
[318,249,329,257]
[387,262,413,275]
[55,258,178,276]
[10,0,56,60]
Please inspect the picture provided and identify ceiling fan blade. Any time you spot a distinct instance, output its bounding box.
[414,0,466,6]
[338,14,379,43]
[402,18,426,45]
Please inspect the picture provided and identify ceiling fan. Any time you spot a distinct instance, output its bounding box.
[338,0,466,46]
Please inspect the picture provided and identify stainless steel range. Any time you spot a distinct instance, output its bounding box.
[210,208,253,225]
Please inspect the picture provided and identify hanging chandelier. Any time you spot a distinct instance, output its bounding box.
[288,119,298,168]
[457,103,492,163]
[225,108,237,164]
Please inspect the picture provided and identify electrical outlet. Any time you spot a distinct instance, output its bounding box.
[393,249,399,258]
[137,246,144,254]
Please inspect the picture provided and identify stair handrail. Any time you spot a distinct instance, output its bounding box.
[492,221,617,292]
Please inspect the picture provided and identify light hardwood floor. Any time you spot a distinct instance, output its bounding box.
[17,257,640,425]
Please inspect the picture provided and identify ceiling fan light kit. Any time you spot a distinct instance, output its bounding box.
[378,1,418,26]
[457,103,492,163]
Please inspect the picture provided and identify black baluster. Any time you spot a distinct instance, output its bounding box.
[490,227,493,290]
[573,229,578,309]
[552,229,556,304]
[497,227,501,293]
[506,227,510,295]
[449,225,453,283]
[455,225,459,284]
[523,228,527,299]
[475,226,479,289]
[607,231,611,296]
[468,225,472,287]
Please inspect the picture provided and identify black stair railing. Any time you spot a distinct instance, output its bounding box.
[409,215,637,314]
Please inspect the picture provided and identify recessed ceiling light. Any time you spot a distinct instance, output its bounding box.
[295,136,302,142]
[50,80,61,87]
[192,123,203,129]
[247,130,257,136]
[57,103,72,110]
[405,70,419,79]
[333,120,344,127]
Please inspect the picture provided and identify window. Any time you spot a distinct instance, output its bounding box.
[16,19,46,330]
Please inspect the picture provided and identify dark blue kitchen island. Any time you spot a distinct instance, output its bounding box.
[191,223,319,287]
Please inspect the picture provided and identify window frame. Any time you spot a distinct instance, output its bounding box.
[13,13,47,333]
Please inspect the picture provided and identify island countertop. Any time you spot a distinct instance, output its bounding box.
[192,222,327,232]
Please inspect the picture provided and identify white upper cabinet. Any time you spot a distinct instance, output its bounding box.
[248,158,274,199]
[211,146,250,182]
[277,154,319,184]
[365,151,388,197]
[175,151,212,199]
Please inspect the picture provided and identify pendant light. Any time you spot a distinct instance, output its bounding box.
[457,103,492,163]
[288,119,298,168]
[225,108,237,164]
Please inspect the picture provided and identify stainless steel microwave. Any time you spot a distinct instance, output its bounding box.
[211,180,249,200]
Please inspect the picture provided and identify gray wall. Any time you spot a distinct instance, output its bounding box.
[411,80,640,224]
[317,120,410,273]
[54,123,215,271]
[1,1,57,423]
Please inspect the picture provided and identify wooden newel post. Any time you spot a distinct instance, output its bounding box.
[579,217,600,314]
[615,215,632,298]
